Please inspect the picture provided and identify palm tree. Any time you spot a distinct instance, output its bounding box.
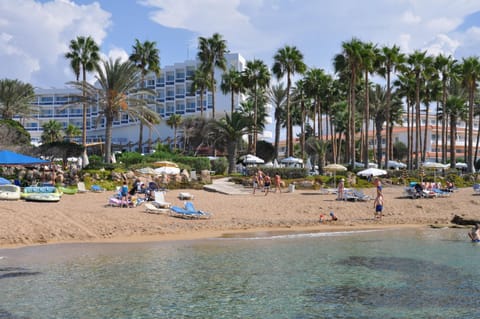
[129,39,161,152]
[221,67,244,114]
[434,54,457,163]
[359,41,378,167]
[445,94,467,168]
[304,68,328,141]
[65,36,100,164]
[209,112,250,173]
[64,123,81,142]
[460,56,480,173]
[272,45,307,157]
[243,59,271,154]
[333,38,363,166]
[69,58,159,163]
[0,79,36,120]
[166,114,182,150]
[191,68,210,117]
[197,33,228,119]
[41,120,63,143]
[377,45,405,168]
[268,83,287,160]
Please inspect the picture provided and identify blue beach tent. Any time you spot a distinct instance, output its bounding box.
[0,150,49,166]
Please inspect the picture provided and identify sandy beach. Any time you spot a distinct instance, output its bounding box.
[0,183,478,248]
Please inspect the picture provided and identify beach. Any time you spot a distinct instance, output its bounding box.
[0,183,478,248]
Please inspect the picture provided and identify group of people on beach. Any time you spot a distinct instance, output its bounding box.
[252,170,282,195]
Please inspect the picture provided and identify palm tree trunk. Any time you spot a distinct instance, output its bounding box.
[422,103,430,162]
[363,73,370,168]
[105,116,113,163]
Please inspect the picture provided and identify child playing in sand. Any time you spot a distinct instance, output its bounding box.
[373,190,384,219]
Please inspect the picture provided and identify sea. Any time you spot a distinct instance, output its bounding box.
[0,227,479,319]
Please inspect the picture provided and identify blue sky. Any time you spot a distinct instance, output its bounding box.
[1,0,480,88]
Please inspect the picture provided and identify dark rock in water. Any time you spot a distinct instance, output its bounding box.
[451,214,480,225]
[0,271,41,280]
[0,309,30,319]
[0,267,27,272]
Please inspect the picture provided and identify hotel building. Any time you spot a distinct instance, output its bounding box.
[23,53,272,151]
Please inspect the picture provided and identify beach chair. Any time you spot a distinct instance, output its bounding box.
[76,182,89,193]
[178,192,194,200]
[152,191,171,208]
[169,201,211,219]
[145,203,170,214]
[91,185,105,192]
[474,184,480,194]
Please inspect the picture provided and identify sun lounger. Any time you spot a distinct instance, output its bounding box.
[170,201,211,219]
[77,182,88,193]
[145,203,170,214]
[432,188,450,197]
[178,192,194,200]
[344,189,371,201]
[91,185,105,192]
[153,191,171,208]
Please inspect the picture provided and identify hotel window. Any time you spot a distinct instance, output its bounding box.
[55,96,68,104]
[185,83,194,96]
[186,99,196,112]
[40,109,53,117]
[175,85,185,97]
[40,96,53,105]
[156,75,165,86]
[175,69,185,82]
[186,66,195,79]
[146,78,155,88]
[166,72,174,84]
[166,102,174,114]
[175,101,185,114]
[166,88,174,100]
[157,104,165,116]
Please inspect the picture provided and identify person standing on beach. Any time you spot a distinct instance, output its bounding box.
[263,175,271,196]
[120,181,129,208]
[373,190,384,219]
[252,173,259,195]
[337,178,345,200]
[468,224,480,242]
[274,172,282,193]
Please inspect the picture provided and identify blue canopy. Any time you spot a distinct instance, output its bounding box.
[0,177,11,185]
[0,150,49,166]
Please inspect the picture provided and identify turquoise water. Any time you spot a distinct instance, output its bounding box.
[1,228,479,319]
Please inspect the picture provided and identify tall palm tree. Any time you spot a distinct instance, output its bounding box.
[272,45,307,157]
[359,41,378,167]
[377,45,405,168]
[445,94,467,168]
[190,68,210,117]
[268,83,287,160]
[129,39,161,152]
[41,120,63,143]
[65,36,100,164]
[243,59,271,154]
[0,79,36,120]
[166,114,182,150]
[221,67,244,114]
[69,58,159,163]
[333,38,363,166]
[303,68,328,141]
[406,50,429,169]
[434,54,457,163]
[460,56,480,173]
[209,112,250,173]
[197,33,228,119]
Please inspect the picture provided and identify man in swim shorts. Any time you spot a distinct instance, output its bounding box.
[373,191,384,219]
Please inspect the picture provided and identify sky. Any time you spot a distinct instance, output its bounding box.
[1,0,480,89]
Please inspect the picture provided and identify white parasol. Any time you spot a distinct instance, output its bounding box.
[324,163,347,185]
[357,168,388,177]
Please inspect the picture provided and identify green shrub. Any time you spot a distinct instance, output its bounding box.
[211,157,228,175]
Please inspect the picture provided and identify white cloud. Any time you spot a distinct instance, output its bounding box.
[402,11,421,24]
[0,0,111,87]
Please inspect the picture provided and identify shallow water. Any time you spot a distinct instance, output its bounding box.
[0,228,479,319]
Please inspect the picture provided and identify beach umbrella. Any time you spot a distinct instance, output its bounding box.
[324,163,347,186]
[153,160,179,168]
[357,168,387,177]
[306,157,313,171]
[273,159,279,168]
[241,154,264,165]
[154,166,180,175]
[423,162,448,182]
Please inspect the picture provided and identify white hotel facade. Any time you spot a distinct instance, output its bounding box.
[23,53,272,151]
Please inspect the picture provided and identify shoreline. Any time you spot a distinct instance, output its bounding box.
[0,185,477,250]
